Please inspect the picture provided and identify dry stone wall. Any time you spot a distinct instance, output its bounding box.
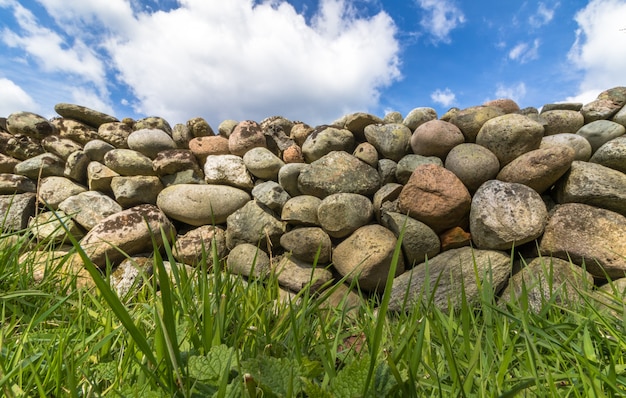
[2,87,626,313]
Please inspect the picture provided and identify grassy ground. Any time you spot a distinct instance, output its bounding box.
[1,228,625,397]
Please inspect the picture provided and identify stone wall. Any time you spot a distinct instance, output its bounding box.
[1,86,626,313]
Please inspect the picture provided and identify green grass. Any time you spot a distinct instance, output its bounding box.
[1,225,626,397]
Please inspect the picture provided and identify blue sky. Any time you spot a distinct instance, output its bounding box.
[1,0,625,127]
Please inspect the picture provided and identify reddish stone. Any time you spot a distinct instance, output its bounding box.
[439,227,471,251]
[228,120,266,156]
[282,144,304,163]
[189,135,229,164]
[484,98,520,114]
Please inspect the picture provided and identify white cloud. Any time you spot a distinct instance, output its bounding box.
[0,78,37,115]
[495,82,527,103]
[529,2,559,28]
[567,0,626,100]
[416,0,465,44]
[508,39,540,63]
[430,88,456,107]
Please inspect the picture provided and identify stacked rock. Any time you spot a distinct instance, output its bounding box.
[1,87,625,313]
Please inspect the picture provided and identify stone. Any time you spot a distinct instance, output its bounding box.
[496,146,576,193]
[62,150,88,186]
[470,180,548,250]
[484,98,520,114]
[134,116,172,135]
[363,123,412,162]
[228,120,266,156]
[289,123,313,146]
[173,225,227,266]
[377,158,398,184]
[189,135,230,164]
[77,204,175,268]
[499,257,594,313]
[398,164,471,233]
[395,154,443,185]
[590,136,626,173]
[332,224,405,292]
[476,113,545,166]
[540,133,592,161]
[84,140,115,162]
[14,153,65,180]
[302,125,355,163]
[274,255,334,293]
[263,120,296,155]
[539,110,585,135]
[172,123,192,149]
[278,163,307,197]
[593,278,626,316]
[281,195,321,226]
[52,118,99,145]
[317,193,373,238]
[152,149,201,176]
[282,144,304,163]
[388,247,511,313]
[218,119,238,138]
[28,210,84,244]
[6,111,56,139]
[226,243,271,278]
[279,227,332,264]
[449,105,504,142]
[54,103,118,128]
[4,134,44,160]
[87,161,119,192]
[444,143,500,192]
[372,183,403,223]
[381,211,440,267]
[159,169,205,186]
[97,122,132,148]
[540,203,626,279]
[339,112,384,141]
[575,120,625,153]
[30,249,94,289]
[204,154,254,190]
[243,147,285,180]
[157,184,250,226]
[0,153,20,173]
[111,176,164,208]
[0,173,36,194]
[555,161,626,216]
[186,117,214,137]
[251,181,291,213]
[37,176,87,209]
[383,111,404,124]
[41,135,82,160]
[104,149,156,176]
[439,226,471,251]
[403,107,437,131]
[58,191,123,230]
[352,142,379,168]
[298,151,381,198]
[127,128,177,159]
[225,200,286,250]
[541,103,583,112]
[110,257,153,297]
[410,120,464,160]
[614,103,626,127]
[580,87,626,123]
[0,193,36,231]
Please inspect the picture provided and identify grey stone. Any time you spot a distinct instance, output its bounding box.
[0,153,20,173]
[278,163,307,197]
[576,120,625,153]
[541,103,583,112]
[403,107,437,131]
[613,103,626,127]
[317,193,373,238]
[363,123,412,161]
[302,126,355,163]
[173,225,227,266]
[41,135,82,160]
[127,128,177,159]
[381,211,440,268]
[204,154,254,190]
[28,210,84,243]
[281,195,321,226]
[338,112,384,141]
[444,143,500,192]
[6,111,56,139]
[37,176,87,209]
[538,110,585,135]
[58,191,123,230]
[0,173,36,194]
[251,181,291,213]
[0,193,36,231]
[384,111,404,124]
[476,113,544,166]
[540,133,592,161]
[226,243,271,278]
[279,227,332,264]
[110,257,153,297]
[14,152,65,179]
[87,161,119,192]
[157,184,250,226]
[104,149,156,176]
[111,176,164,208]
[372,183,403,223]
[274,255,334,293]
[470,180,548,250]
[218,119,238,138]
[225,200,286,250]
[449,105,504,143]
[540,203,626,279]
[52,118,99,145]
[172,123,192,149]
[64,150,90,183]
[395,154,443,185]
[54,103,118,128]
[388,247,511,313]
[152,149,201,176]
[377,158,398,184]
[134,116,172,135]
[555,161,626,216]
[159,169,205,186]
[186,117,214,137]
[243,147,285,180]
[590,136,626,173]
[84,139,115,162]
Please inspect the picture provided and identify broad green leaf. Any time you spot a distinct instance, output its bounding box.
[243,356,302,396]
[331,356,370,398]
[188,344,236,382]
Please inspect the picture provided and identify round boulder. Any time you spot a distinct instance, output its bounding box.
[476,114,545,166]
[317,193,373,238]
[444,143,500,192]
[410,120,465,160]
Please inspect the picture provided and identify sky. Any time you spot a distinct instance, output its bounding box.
[0,0,625,128]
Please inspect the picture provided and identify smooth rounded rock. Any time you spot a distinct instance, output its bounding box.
[127,128,177,159]
[381,211,440,267]
[6,111,56,139]
[274,255,334,293]
[84,140,115,162]
[339,112,384,141]
[395,154,443,185]
[281,195,321,226]
[87,161,119,192]
[0,173,36,195]
[204,154,253,190]
[54,103,118,128]
[157,184,251,226]
[243,147,285,180]
[189,135,230,164]
[302,126,355,163]
[152,149,201,176]
[590,136,626,173]
[540,133,592,161]
[41,135,82,160]
[52,118,99,145]
[279,227,332,264]
[476,114,545,166]
[225,200,286,250]
[444,143,500,192]
[228,120,266,156]
[58,191,123,230]
[410,119,464,160]
[29,210,84,243]
[317,193,373,238]
[278,163,307,197]
[186,117,214,137]
[363,123,411,162]
[226,243,271,278]
[37,176,87,209]
[575,120,625,153]
[403,107,437,131]
[449,105,504,142]
[104,149,155,176]
[111,176,163,208]
[97,122,132,148]
[539,110,585,135]
[251,181,291,213]
[134,116,172,135]
[4,134,43,160]
[352,142,379,168]
[484,98,520,114]
[14,153,65,179]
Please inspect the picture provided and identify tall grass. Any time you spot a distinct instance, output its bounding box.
[1,223,625,396]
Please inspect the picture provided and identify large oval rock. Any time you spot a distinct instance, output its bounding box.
[496,146,576,193]
[363,123,411,161]
[41,135,82,160]
[157,184,250,226]
[575,120,625,153]
[540,203,626,279]
[388,247,511,313]
[104,149,156,176]
[53,118,99,145]
[6,111,56,139]
[470,180,548,250]
[204,154,253,190]
[243,147,285,180]
[444,143,500,192]
[54,103,118,128]
[333,224,405,292]
[317,193,373,238]
[590,136,626,173]
[580,87,626,123]
[14,153,66,179]
[410,120,464,160]
[398,164,471,233]
[58,191,123,230]
[78,204,175,269]
[302,126,355,163]
[476,113,544,166]
[540,110,585,135]
[127,128,177,159]
[540,133,592,161]
[555,161,626,216]
[37,176,87,209]
[225,200,286,250]
[0,173,36,195]
[449,105,504,142]
[279,227,332,264]
[381,211,440,268]
[189,135,230,164]
[298,151,380,198]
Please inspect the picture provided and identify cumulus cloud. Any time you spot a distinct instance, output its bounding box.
[495,82,527,103]
[0,78,37,115]
[567,0,626,101]
[529,2,559,28]
[430,88,456,107]
[416,0,465,44]
[508,39,540,63]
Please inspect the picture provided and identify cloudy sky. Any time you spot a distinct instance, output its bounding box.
[1,0,625,127]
